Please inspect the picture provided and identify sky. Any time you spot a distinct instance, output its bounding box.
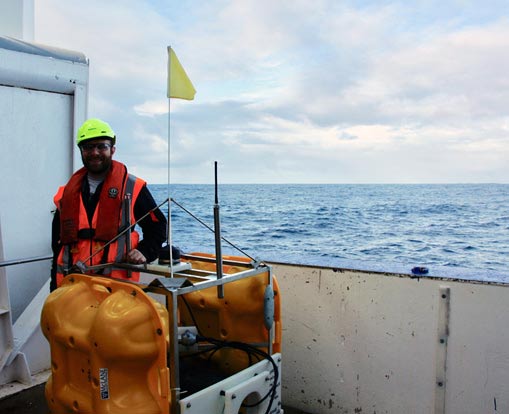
[35,0,509,184]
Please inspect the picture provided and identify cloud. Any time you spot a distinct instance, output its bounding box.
[35,0,509,183]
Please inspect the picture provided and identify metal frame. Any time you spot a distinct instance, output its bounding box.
[94,253,276,413]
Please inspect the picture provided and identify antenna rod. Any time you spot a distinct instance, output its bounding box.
[213,161,224,298]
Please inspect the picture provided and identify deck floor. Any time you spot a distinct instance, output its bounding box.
[0,382,47,414]
[0,382,312,414]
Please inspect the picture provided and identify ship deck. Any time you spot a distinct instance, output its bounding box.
[1,380,307,414]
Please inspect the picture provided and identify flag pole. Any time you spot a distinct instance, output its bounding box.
[167,45,174,277]
[165,45,195,278]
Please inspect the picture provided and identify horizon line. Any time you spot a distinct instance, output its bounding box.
[148,182,509,185]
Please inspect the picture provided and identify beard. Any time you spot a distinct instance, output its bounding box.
[81,153,113,175]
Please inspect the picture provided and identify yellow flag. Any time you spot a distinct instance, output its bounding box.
[167,47,196,100]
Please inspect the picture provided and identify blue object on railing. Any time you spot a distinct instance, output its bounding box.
[412,266,429,275]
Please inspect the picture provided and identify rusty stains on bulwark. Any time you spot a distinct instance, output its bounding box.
[266,260,509,287]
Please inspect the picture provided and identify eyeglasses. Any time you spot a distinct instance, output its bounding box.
[80,143,112,152]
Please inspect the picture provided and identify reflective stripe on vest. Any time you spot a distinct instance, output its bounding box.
[113,173,137,265]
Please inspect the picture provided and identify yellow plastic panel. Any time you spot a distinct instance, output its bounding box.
[41,274,169,414]
[181,254,282,374]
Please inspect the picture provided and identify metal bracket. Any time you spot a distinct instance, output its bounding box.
[145,277,193,293]
[434,286,450,414]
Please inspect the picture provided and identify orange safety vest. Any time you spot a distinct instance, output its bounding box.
[54,160,145,286]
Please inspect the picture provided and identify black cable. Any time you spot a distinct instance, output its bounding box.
[200,338,279,412]
[178,295,279,414]
[179,295,204,336]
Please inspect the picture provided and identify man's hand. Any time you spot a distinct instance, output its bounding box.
[127,249,147,264]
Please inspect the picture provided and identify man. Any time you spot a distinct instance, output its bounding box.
[51,118,167,291]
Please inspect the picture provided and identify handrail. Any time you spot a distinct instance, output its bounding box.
[0,255,52,268]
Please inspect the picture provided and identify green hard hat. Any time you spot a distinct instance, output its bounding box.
[76,118,116,146]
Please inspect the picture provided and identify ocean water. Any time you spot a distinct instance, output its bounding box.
[149,184,509,280]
